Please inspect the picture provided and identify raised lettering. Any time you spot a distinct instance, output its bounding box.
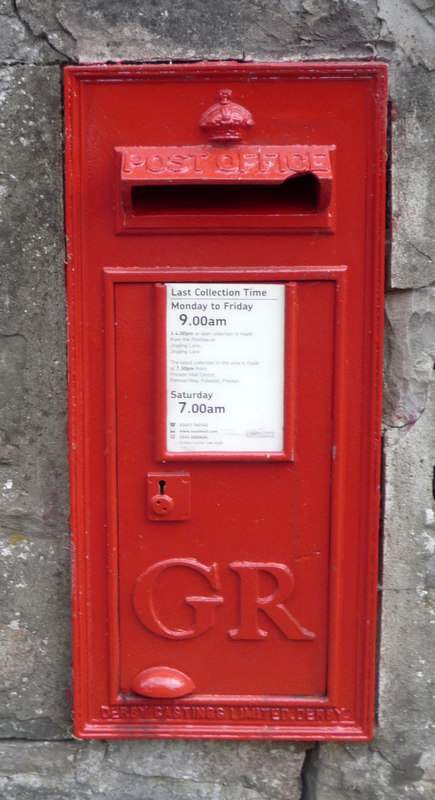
[287,152,309,172]
[216,152,238,172]
[229,561,315,640]
[166,153,190,173]
[133,558,223,639]
[146,154,166,173]
[309,151,329,172]
[258,152,279,173]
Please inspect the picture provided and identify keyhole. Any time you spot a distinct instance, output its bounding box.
[159,480,166,495]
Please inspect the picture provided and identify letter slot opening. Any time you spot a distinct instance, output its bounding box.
[116,144,335,231]
[129,173,328,217]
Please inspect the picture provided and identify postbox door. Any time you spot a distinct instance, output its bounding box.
[113,275,336,698]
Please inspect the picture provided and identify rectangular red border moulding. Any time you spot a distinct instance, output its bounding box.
[64,62,387,740]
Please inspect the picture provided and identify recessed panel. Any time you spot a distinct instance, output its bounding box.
[115,278,334,700]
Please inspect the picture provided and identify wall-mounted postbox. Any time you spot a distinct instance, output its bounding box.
[64,62,387,740]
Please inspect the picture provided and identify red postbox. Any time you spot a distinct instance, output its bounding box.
[64,62,387,739]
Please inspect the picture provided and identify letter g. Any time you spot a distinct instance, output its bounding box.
[133,558,223,639]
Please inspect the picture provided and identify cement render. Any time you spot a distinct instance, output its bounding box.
[0,1,434,798]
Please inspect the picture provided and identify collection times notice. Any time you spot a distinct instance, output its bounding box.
[165,283,285,453]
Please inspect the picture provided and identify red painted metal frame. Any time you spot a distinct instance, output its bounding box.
[64,62,387,740]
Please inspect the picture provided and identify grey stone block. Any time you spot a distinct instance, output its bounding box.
[304,741,429,800]
[0,740,309,799]
[378,0,435,70]
[387,64,435,289]
[383,288,435,592]
[12,0,383,64]
[0,65,71,738]
[0,0,58,64]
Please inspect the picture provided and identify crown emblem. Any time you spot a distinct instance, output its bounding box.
[199,89,254,144]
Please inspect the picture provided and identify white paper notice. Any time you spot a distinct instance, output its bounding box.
[165,283,285,453]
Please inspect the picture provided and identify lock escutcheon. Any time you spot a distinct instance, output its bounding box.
[147,472,191,521]
[150,493,174,516]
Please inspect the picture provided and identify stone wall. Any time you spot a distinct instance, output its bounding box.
[0,1,434,798]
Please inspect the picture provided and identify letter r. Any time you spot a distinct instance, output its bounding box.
[229,562,315,640]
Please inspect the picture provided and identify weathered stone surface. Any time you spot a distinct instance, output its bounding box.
[0,65,71,738]
[0,0,58,64]
[387,63,435,289]
[244,0,382,61]
[304,740,432,800]
[384,288,435,432]
[378,1,435,291]
[378,0,435,70]
[307,288,435,798]
[0,740,308,799]
[376,0,435,290]
[11,0,382,63]
[378,287,435,796]
[0,2,434,800]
